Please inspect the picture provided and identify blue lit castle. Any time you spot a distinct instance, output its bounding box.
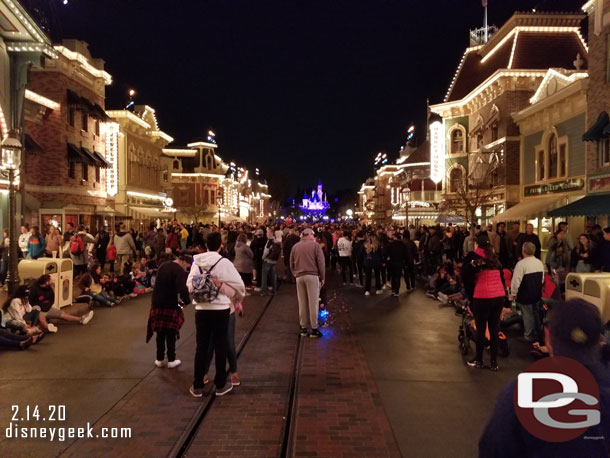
[300,181,330,216]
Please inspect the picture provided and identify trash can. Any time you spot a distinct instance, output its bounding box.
[18,258,60,308]
[565,272,610,301]
[582,277,610,326]
[57,258,73,308]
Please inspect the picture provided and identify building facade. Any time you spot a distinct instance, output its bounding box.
[431,12,588,225]
[23,39,112,232]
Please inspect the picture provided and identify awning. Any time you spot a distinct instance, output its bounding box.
[548,194,610,217]
[24,134,44,155]
[582,111,609,141]
[129,206,174,218]
[435,214,465,224]
[67,89,90,112]
[91,150,110,168]
[492,195,566,221]
[67,143,93,164]
[80,146,100,165]
[95,205,116,215]
[90,103,110,121]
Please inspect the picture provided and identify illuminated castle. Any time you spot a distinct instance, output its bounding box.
[300,181,329,215]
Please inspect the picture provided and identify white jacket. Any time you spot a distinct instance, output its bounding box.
[337,237,352,257]
[187,251,245,311]
[18,233,30,252]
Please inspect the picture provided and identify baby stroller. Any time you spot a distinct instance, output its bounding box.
[458,304,510,357]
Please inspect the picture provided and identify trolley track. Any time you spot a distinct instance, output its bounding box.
[169,292,305,458]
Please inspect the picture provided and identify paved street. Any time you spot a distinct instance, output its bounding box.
[0,274,535,458]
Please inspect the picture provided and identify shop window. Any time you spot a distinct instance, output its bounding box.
[599,138,610,167]
[537,149,545,181]
[548,134,558,179]
[451,129,464,154]
[95,166,100,183]
[68,108,75,127]
[449,168,463,193]
[69,161,75,179]
[82,163,88,181]
[81,112,88,132]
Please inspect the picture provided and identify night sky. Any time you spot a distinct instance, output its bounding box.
[50,0,584,198]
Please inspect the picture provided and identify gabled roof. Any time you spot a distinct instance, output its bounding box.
[444,12,587,103]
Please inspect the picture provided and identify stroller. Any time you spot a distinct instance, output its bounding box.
[458,304,510,357]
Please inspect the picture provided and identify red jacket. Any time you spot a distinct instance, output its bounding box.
[473,269,507,299]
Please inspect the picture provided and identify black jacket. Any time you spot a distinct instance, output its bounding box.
[387,240,407,266]
[151,261,190,309]
[283,234,300,260]
[250,236,267,264]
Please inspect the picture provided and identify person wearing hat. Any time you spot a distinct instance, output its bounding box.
[146,253,192,370]
[479,299,610,457]
[250,228,266,291]
[290,228,325,338]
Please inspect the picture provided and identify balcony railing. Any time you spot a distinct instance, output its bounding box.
[408,190,442,203]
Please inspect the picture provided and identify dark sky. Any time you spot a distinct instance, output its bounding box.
[51,0,584,197]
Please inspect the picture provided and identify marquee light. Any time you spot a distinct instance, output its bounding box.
[54,45,112,84]
[429,120,445,184]
[106,110,151,129]
[126,190,168,201]
[444,45,483,102]
[507,31,519,69]
[529,69,588,105]
[24,90,59,110]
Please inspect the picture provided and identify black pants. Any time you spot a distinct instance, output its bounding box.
[156,329,177,362]
[339,256,353,284]
[255,261,263,288]
[239,272,253,287]
[472,297,505,362]
[390,263,403,294]
[403,264,415,290]
[356,260,364,285]
[194,309,229,389]
[364,266,381,293]
[74,264,87,278]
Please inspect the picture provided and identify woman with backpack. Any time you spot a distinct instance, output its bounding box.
[70,224,95,277]
[27,226,46,260]
[363,234,383,296]
[466,234,508,372]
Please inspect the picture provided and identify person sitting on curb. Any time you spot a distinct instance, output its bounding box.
[29,275,94,328]
[77,264,121,307]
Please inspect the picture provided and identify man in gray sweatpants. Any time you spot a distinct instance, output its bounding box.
[289,228,326,338]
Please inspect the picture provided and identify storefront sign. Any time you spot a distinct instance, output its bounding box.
[105,122,119,197]
[429,120,445,184]
[588,174,610,194]
[524,178,584,197]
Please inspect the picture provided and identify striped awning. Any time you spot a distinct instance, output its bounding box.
[582,112,609,141]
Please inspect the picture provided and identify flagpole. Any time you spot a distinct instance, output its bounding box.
[483,0,488,42]
[426,98,430,142]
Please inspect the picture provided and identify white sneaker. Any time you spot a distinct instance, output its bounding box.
[364,291,371,296]
[254,287,261,292]
[167,359,182,369]
[154,360,165,368]
[47,323,58,333]
[80,310,94,325]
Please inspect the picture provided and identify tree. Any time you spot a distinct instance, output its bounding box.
[181,203,216,223]
[442,150,503,225]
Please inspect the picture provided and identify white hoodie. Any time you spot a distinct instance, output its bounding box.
[187,251,245,311]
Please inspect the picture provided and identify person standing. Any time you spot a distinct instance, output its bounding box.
[250,228,266,291]
[70,225,94,277]
[233,232,254,289]
[571,233,594,273]
[18,225,30,259]
[387,232,407,297]
[510,242,544,342]
[401,230,418,292]
[260,227,280,295]
[179,224,189,253]
[94,226,110,270]
[515,223,541,260]
[336,231,353,286]
[352,231,366,287]
[290,228,325,338]
[114,223,137,274]
[27,226,46,260]
[282,227,300,283]
[488,222,510,268]
[466,234,507,372]
[188,232,245,397]
[44,226,63,257]
[363,235,383,296]
[147,254,191,369]
[601,227,610,272]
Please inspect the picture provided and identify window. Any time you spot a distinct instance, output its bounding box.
[451,129,464,154]
[537,149,545,181]
[68,108,75,127]
[491,123,498,142]
[548,134,558,179]
[172,160,180,170]
[559,143,567,177]
[600,138,610,166]
[81,112,88,132]
[163,170,169,182]
[206,155,212,169]
[449,168,463,193]
[95,120,100,136]
[95,166,100,183]
[82,163,88,181]
[211,190,216,204]
[69,161,75,179]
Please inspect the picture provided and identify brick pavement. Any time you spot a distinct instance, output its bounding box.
[59,294,269,458]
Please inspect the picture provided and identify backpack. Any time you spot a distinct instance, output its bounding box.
[70,235,85,256]
[191,257,224,303]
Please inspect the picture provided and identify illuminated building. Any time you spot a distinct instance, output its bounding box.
[300,181,329,217]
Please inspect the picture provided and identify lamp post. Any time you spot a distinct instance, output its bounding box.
[1,131,22,295]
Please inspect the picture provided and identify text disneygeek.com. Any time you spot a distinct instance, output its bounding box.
[4,405,131,442]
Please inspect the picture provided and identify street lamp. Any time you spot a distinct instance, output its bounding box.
[1,131,22,294]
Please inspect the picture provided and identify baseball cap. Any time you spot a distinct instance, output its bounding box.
[547,299,603,364]
[302,228,314,236]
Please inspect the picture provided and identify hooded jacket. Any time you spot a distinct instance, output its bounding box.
[114,231,136,256]
[187,251,245,310]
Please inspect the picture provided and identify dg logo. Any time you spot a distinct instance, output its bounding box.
[513,356,601,442]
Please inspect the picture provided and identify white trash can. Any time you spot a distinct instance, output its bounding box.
[18,258,61,308]
[582,277,610,326]
[565,272,610,301]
